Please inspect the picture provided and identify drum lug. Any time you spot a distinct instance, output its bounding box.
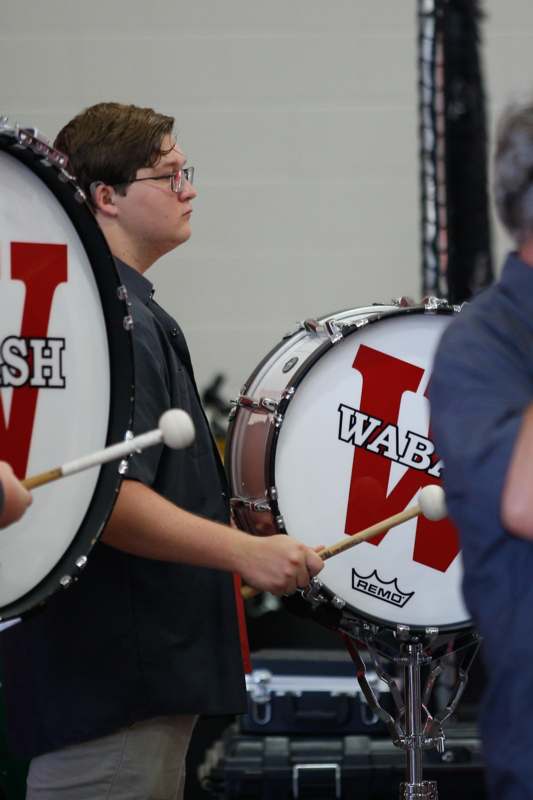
[325,319,343,344]
[118,458,129,475]
[331,595,346,611]
[116,285,134,331]
[261,397,279,413]
[75,556,88,571]
[395,623,412,641]
[0,121,69,168]
[423,296,451,312]
[231,395,279,414]
[59,575,73,589]
[230,496,271,513]
[73,186,86,204]
[267,487,285,530]
[117,430,135,475]
[301,577,327,608]
[390,296,416,307]
[424,627,439,644]
[275,515,286,531]
[303,318,321,334]
[302,317,344,343]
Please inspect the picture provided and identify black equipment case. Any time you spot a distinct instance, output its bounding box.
[199,649,487,799]
[199,724,486,800]
[241,649,392,737]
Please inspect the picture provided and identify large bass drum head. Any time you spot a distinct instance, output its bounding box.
[272,309,469,633]
[0,129,133,620]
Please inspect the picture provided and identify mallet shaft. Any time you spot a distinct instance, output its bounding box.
[241,503,421,600]
[21,429,164,490]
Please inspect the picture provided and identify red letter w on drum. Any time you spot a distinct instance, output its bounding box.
[0,242,67,478]
[344,344,460,573]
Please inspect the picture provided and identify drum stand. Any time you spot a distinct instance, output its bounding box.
[342,629,480,800]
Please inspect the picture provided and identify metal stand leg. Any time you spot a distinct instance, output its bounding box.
[341,630,480,800]
[399,643,438,800]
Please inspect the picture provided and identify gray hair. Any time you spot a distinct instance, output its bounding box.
[494,100,533,244]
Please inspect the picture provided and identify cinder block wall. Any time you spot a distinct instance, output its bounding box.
[1,1,530,396]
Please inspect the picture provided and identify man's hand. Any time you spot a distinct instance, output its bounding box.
[0,461,32,528]
[237,534,324,596]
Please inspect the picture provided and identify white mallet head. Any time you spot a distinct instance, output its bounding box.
[418,484,447,522]
[159,409,195,449]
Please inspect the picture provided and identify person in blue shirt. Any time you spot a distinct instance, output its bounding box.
[0,461,31,528]
[430,98,533,800]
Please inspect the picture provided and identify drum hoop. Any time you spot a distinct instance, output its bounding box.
[266,305,470,636]
[0,134,134,620]
[316,582,473,638]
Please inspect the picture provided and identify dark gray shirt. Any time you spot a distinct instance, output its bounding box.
[0,260,246,758]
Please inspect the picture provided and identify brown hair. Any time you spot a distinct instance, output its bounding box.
[54,102,175,205]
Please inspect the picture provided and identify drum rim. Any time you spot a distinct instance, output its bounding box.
[0,135,134,620]
[267,305,471,635]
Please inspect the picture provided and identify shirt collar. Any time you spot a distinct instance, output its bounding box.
[114,258,154,305]
[500,250,533,296]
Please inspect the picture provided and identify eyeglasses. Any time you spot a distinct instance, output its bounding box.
[128,166,195,194]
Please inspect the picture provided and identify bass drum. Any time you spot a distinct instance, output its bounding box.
[226,304,471,638]
[0,123,133,621]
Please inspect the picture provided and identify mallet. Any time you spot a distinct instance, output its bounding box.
[241,484,447,599]
[21,409,195,490]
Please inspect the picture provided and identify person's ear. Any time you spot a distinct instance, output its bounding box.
[89,181,119,217]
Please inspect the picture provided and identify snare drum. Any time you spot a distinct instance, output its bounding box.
[0,123,133,621]
[227,304,470,637]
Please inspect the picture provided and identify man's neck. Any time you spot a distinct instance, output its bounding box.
[98,218,156,274]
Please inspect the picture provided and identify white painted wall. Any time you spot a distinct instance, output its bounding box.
[1,1,531,399]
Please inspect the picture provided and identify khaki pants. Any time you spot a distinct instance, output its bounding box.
[26,715,198,800]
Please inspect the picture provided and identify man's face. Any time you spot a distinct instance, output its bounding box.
[112,134,197,260]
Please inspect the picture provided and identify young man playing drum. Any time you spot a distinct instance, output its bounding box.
[0,102,324,800]
[430,98,533,800]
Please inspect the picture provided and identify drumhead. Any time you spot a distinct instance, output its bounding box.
[271,308,469,632]
[0,128,133,620]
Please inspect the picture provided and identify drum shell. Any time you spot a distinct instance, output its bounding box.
[227,306,394,534]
